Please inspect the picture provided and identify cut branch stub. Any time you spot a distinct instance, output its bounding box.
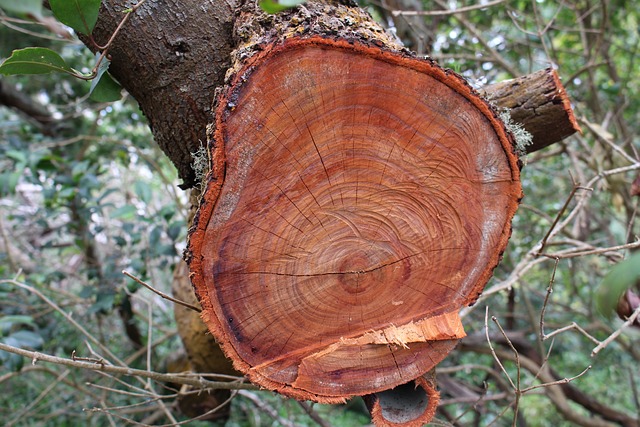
[187,37,522,402]
[480,67,581,153]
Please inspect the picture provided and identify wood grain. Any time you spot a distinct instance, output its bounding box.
[187,37,522,402]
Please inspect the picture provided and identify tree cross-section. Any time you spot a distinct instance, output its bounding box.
[187,36,522,403]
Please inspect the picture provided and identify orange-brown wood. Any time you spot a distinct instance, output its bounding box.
[364,375,440,427]
[187,36,522,403]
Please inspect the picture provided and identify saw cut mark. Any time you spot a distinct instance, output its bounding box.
[187,37,522,402]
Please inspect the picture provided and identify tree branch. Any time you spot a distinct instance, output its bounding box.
[0,342,256,391]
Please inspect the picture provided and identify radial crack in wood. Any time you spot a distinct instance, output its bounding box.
[187,36,522,403]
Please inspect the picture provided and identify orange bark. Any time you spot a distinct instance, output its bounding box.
[186,35,522,405]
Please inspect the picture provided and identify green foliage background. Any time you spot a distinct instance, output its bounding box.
[1,0,639,426]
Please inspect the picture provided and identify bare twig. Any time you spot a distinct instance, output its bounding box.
[392,0,506,16]
[432,0,518,76]
[591,304,640,356]
[6,370,70,427]
[86,396,236,427]
[485,309,516,391]
[464,345,615,427]
[539,257,560,341]
[490,315,522,426]
[521,366,592,393]
[0,278,132,372]
[72,349,106,366]
[537,183,592,255]
[0,342,256,391]
[297,401,334,427]
[238,390,297,427]
[122,271,202,313]
[542,240,640,259]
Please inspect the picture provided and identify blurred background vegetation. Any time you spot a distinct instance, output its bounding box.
[1,0,639,426]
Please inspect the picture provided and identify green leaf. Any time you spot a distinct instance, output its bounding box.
[0,337,25,371]
[49,0,101,35]
[79,286,95,299]
[0,316,35,333]
[134,180,152,204]
[89,71,123,102]
[89,54,122,102]
[110,205,137,220]
[0,47,75,75]
[71,160,90,180]
[113,236,127,247]
[149,226,162,249]
[0,0,42,17]
[9,330,44,349]
[5,150,28,165]
[0,171,22,195]
[596,252,640,318]
[88,290,116,315]
[259,0,306,14]
[167,221,184,241]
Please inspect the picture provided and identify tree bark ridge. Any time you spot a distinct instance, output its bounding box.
[86,0,235,188]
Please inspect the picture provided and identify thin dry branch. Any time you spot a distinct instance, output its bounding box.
[238,390,297,427]
[464,342,618,427]
[469,160,640,309]
[431,0,518,76]
[6,370,70,427]
[392,0,506,16]
[0,342,255,391]
[537,184,592,255]
[1,277,134,373]
[85,393,236,427]
[122,271,201,313]
[591,304,640,356]
[297,401,334,427]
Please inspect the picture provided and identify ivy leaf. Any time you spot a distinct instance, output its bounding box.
[0,47,75,75]
[0,0,42,18]
[259,0,306,14]
[89,55,122,102]
[49,0,101,35]
[596,252,640,318]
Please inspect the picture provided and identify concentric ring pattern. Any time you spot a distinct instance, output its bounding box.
[190,40,521,401]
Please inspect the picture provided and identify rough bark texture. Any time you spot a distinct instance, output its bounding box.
[480,68,581,153]
[171,260,238,419]
[71,1,581,425]
[83,2,578,190]
[86,0,235,188]
[186,0,522,413]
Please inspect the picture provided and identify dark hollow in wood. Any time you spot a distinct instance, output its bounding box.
[364,376,439,427]
[187,36,522,404]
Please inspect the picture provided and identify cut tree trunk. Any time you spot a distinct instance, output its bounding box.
[72,1,580,425]
[185,2,522,422]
